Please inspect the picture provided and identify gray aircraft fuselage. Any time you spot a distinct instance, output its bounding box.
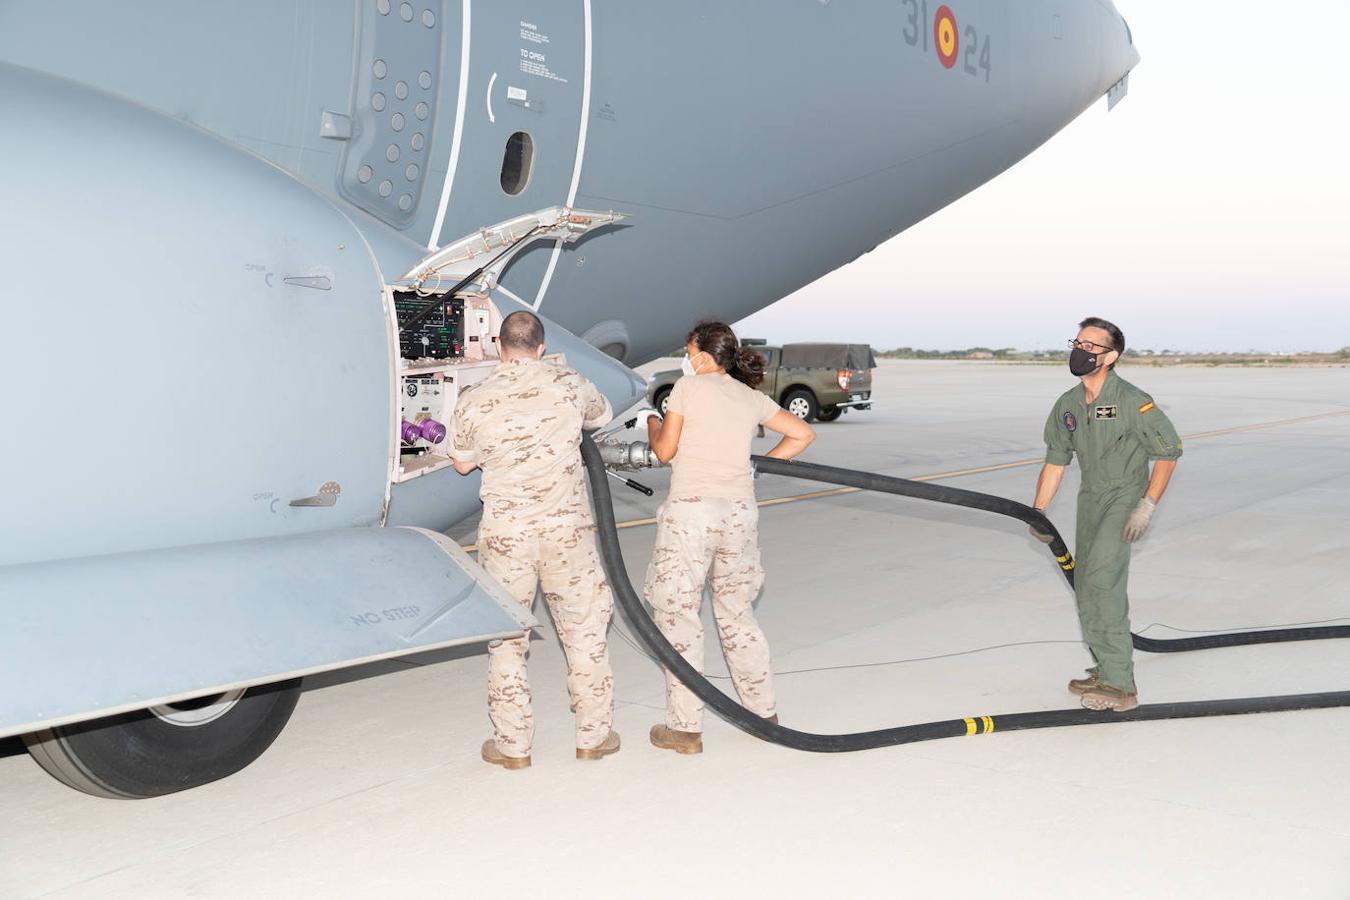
[0,1,1137,751]
[0,0,1137,551]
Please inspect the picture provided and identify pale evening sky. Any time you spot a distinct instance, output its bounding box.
[737,1,1350,353]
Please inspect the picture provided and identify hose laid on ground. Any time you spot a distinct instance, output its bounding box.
[1131,624,1350,653]
[580,436,1350,750]
[747,456,1350,653]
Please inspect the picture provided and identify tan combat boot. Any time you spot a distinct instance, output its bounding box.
[576,730,622,761]
[1068,669,1102,696]
[1080,685,1139,712]
[481,739,531,770]
[650,724,703,755]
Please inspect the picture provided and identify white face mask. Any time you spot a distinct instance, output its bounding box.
[681,352,704,377]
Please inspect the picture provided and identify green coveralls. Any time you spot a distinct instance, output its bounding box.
[1043,371,1183,692]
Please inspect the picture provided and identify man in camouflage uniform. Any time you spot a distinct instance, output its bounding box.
[1031,317,1182,712]
[449,310,620,769]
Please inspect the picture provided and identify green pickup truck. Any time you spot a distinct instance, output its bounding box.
[646,342,876,423]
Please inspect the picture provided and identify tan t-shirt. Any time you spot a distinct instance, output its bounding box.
[667,373,782,499]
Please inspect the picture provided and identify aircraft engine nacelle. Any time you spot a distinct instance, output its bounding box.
[0,66,645,795]
[0,62,646,567]
[0,65,650,551]
[0,63,550,791]
[0,62,399,567]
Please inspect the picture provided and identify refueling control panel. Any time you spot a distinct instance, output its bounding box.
[387,207,622,483]
[395,293,465,360]
[391,291,564,482]
[393,292,504,482]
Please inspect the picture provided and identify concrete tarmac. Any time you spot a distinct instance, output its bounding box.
[3,361,1349,898]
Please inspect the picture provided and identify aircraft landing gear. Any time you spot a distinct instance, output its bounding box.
[23,680,300,799]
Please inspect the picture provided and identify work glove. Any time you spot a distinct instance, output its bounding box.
[1122,497,1156,543]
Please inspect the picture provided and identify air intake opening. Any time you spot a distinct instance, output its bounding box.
[499,132,534,195]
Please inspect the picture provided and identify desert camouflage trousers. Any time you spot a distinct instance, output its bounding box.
[478,516,615,757]
[644,496,775,732]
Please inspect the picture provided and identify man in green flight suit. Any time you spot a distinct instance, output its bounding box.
[1031,317,1183,712]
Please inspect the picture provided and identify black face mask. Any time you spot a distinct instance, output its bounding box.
[1069,347,1103,377]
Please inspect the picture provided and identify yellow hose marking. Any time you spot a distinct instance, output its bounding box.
[460,409,1350,551]
[964,717,977,735]
[982,715,995,734]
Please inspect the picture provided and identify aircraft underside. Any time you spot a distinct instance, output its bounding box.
[0,1,1137,796]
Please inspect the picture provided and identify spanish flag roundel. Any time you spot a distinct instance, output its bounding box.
[935,5,959,69]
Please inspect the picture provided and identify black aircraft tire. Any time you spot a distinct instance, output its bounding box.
[23,680,301,799]
[654,386,673,416]
[783,389,819,423]
[816,406,843,422]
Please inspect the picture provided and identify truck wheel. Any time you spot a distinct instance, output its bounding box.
[816,406,842,422]
[783,389,818,422]
[23,680,301,799]
[654,386,673,415]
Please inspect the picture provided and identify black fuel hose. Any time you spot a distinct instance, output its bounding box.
[750,456,1350,654]
[1131,624,1350,653]
[580,437,1350,751]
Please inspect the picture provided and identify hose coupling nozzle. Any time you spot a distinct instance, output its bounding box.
[596,439,661,471]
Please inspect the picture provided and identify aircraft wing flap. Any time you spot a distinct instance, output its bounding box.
[0,527,533,739]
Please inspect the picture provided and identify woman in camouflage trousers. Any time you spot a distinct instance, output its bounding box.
[643,321,815,754]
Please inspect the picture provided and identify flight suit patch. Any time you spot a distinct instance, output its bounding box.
[1139,401,1155,414]
[1063,411,1077,432]
[1094,406,1118,420]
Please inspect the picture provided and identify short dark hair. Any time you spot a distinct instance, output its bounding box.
[1079,316,1125,369]
[499,310,545,353]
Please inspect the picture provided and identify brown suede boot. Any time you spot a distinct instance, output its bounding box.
[1068,669,1102,696]
[481,739,531,770]
[1080,685,1139,712]
[650,724,703,755]
[576,730,621,761]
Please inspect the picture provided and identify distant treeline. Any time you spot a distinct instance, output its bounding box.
[877,348,1350,365]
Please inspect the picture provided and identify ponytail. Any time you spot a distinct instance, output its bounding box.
[730,346,767,389]
[687,320,765,388]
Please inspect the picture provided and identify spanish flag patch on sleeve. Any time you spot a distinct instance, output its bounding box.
[1139,401,1155,414]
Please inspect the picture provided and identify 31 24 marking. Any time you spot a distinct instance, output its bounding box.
[901,0,991,82]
